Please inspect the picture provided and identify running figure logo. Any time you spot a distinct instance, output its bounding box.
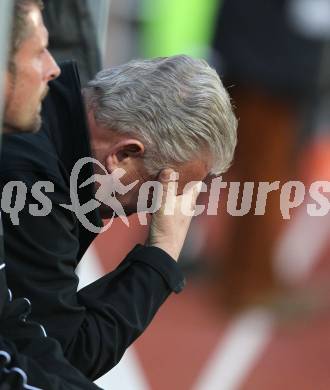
[61,157,138,233]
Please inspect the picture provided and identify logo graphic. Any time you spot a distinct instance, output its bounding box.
[61,157,138,233]
[0,156,329,230]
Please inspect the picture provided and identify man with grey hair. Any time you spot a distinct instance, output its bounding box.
[0,55,237,380]
[85,56,236,178]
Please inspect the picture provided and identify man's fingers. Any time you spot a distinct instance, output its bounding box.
[158,169,178,214]
[182,181,203,203]
[191,181,203,202]
[149,171,202,260]
[158,169,178,184]
[180,181,203,216]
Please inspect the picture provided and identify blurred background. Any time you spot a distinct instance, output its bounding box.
[3,0,330,388]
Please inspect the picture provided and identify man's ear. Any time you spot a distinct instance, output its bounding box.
[105,138,145,171]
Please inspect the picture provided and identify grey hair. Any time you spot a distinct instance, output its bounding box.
[84,55,237,175]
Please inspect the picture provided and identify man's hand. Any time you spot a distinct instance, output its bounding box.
[147,169,202,261]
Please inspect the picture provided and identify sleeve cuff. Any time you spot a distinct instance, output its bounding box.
[126,244,186,294]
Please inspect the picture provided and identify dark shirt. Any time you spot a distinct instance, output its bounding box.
[0,226,100,388]
[0,62,185,380]
[0,224,6,317]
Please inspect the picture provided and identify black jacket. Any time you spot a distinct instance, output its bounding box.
[0,62,185,380]
[0,240,100,389]
[0,335,100,389]
[0,328,101,389]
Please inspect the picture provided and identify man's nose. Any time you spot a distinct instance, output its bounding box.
[45,49,61,81]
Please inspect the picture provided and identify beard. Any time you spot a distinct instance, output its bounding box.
[3,86,49,134]
[28,112,42,133]
[3,111,42,134]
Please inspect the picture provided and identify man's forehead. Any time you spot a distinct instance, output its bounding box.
[40,24,49,45]
[180,157,210,177]
[23,5,48,45]
[175,158,211,193]
[28,5,42,27]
